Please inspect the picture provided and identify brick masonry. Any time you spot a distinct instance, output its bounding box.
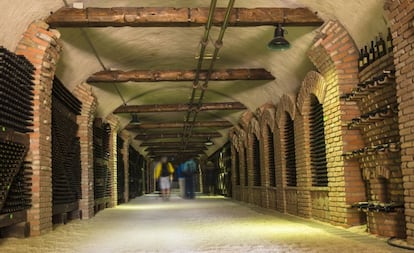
[120,130,132,203]
[73,83,97,219]
[231,20,368,227]
[15,21,62,236]
[105,114,120,208]
[384,0,414,244]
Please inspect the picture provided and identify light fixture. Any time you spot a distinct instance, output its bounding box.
[129,114,141,125]
[267,24,290,51]
[205,137,214,146]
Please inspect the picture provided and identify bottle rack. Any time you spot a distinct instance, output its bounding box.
[93,119,112,212]
[117,136,125,204]
[0,46,34,235]
[0,47,34,133]
[340,70,395,102]
[51,77,82,222]
[344,43,405,237]
[351,201,404,213]
[347,104,398,129]
[128,147,144,199]
[342,142,400,159]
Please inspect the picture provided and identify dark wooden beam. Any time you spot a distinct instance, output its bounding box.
[114,102,246,114]
[126,120,233,130]
[47,7,323,28]
[135,132,221,140]
[87,69,275,83]
[140,141,206,147]
[145,146,207,152]
[149,150,205,156]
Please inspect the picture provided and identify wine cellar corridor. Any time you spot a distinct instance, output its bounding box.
[0,0,413,252]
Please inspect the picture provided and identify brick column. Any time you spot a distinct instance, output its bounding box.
[15,21,61,236]
[105,114,120,208]
[306,20,365,226]
[384,0,414,243]
[275,94,298,215]
[259,104,276,209]
[120,130,132,203]
[73,83,97,219]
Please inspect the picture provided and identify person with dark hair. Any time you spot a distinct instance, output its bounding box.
[183,158,197,199]
[154,157,174,200]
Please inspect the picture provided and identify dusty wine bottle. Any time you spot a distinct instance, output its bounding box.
[386,27,393,52]
[363,45,369,68]
[358,49,364,71]
[377,33,386,57]
[369,40,376,63]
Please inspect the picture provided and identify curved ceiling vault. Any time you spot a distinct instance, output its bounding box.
[0,0,388,158]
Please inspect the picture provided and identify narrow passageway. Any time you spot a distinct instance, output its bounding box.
[0,194,409,253]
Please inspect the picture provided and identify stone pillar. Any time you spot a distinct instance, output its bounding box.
[73,83,97,219]
[15,21,61,236]
[120,130,132,203]
[105,114,120,208]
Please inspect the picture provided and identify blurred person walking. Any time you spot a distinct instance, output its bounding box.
[154,156,175,200]
[183,158,197,199]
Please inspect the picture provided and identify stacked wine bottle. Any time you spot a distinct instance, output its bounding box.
[0,46,34,215]
[358,28,393,72]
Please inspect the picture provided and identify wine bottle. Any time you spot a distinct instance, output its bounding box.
[378,33,386,57]
[363,45,369,68]
[386,27,393,53]
[358,48,364,71]
[369,40,376,63]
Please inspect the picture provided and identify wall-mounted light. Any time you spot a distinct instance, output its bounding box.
[268,24,290,51]
[130,113,141,125]
[205,137,214,146]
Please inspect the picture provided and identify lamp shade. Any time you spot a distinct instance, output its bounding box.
[205,137,214,146]
[268,24,290,51]
[130,114,141,125]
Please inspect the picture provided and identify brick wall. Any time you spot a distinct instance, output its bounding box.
[15,21,62,236]
[307,20,364,226]
[296,71,331,222]
[275,94,297,215]
[73,83,97,219]
[105,114,120,208]
[120,130,132,203]
[259,105,277,209]
[384,0,414,243]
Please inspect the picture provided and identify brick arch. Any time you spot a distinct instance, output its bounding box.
[229,128,240,153]
[275,94,296,128]
[15,20,62,236]
[239,111,253,131]
[248,117,261,140]
[237,128,248,148]
[73,83,97,219]
[296,71,327,115]
[259,104,276,133]
[303,20,361,226]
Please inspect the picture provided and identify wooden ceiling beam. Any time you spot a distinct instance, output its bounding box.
[87,69,275,83]
[126,120,232,130]
[134,132,221,140]
[145,146,207,152]
[114,102,246,114]
[140,141,206,147]
[47,7,323,28]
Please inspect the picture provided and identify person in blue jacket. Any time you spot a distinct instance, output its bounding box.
[183,158,197,199]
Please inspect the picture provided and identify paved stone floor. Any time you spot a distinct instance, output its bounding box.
[0,194,411,253]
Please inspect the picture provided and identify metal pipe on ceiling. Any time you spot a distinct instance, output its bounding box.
[181,0,236,151]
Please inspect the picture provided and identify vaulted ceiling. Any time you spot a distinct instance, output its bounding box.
[0,0,388,159]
